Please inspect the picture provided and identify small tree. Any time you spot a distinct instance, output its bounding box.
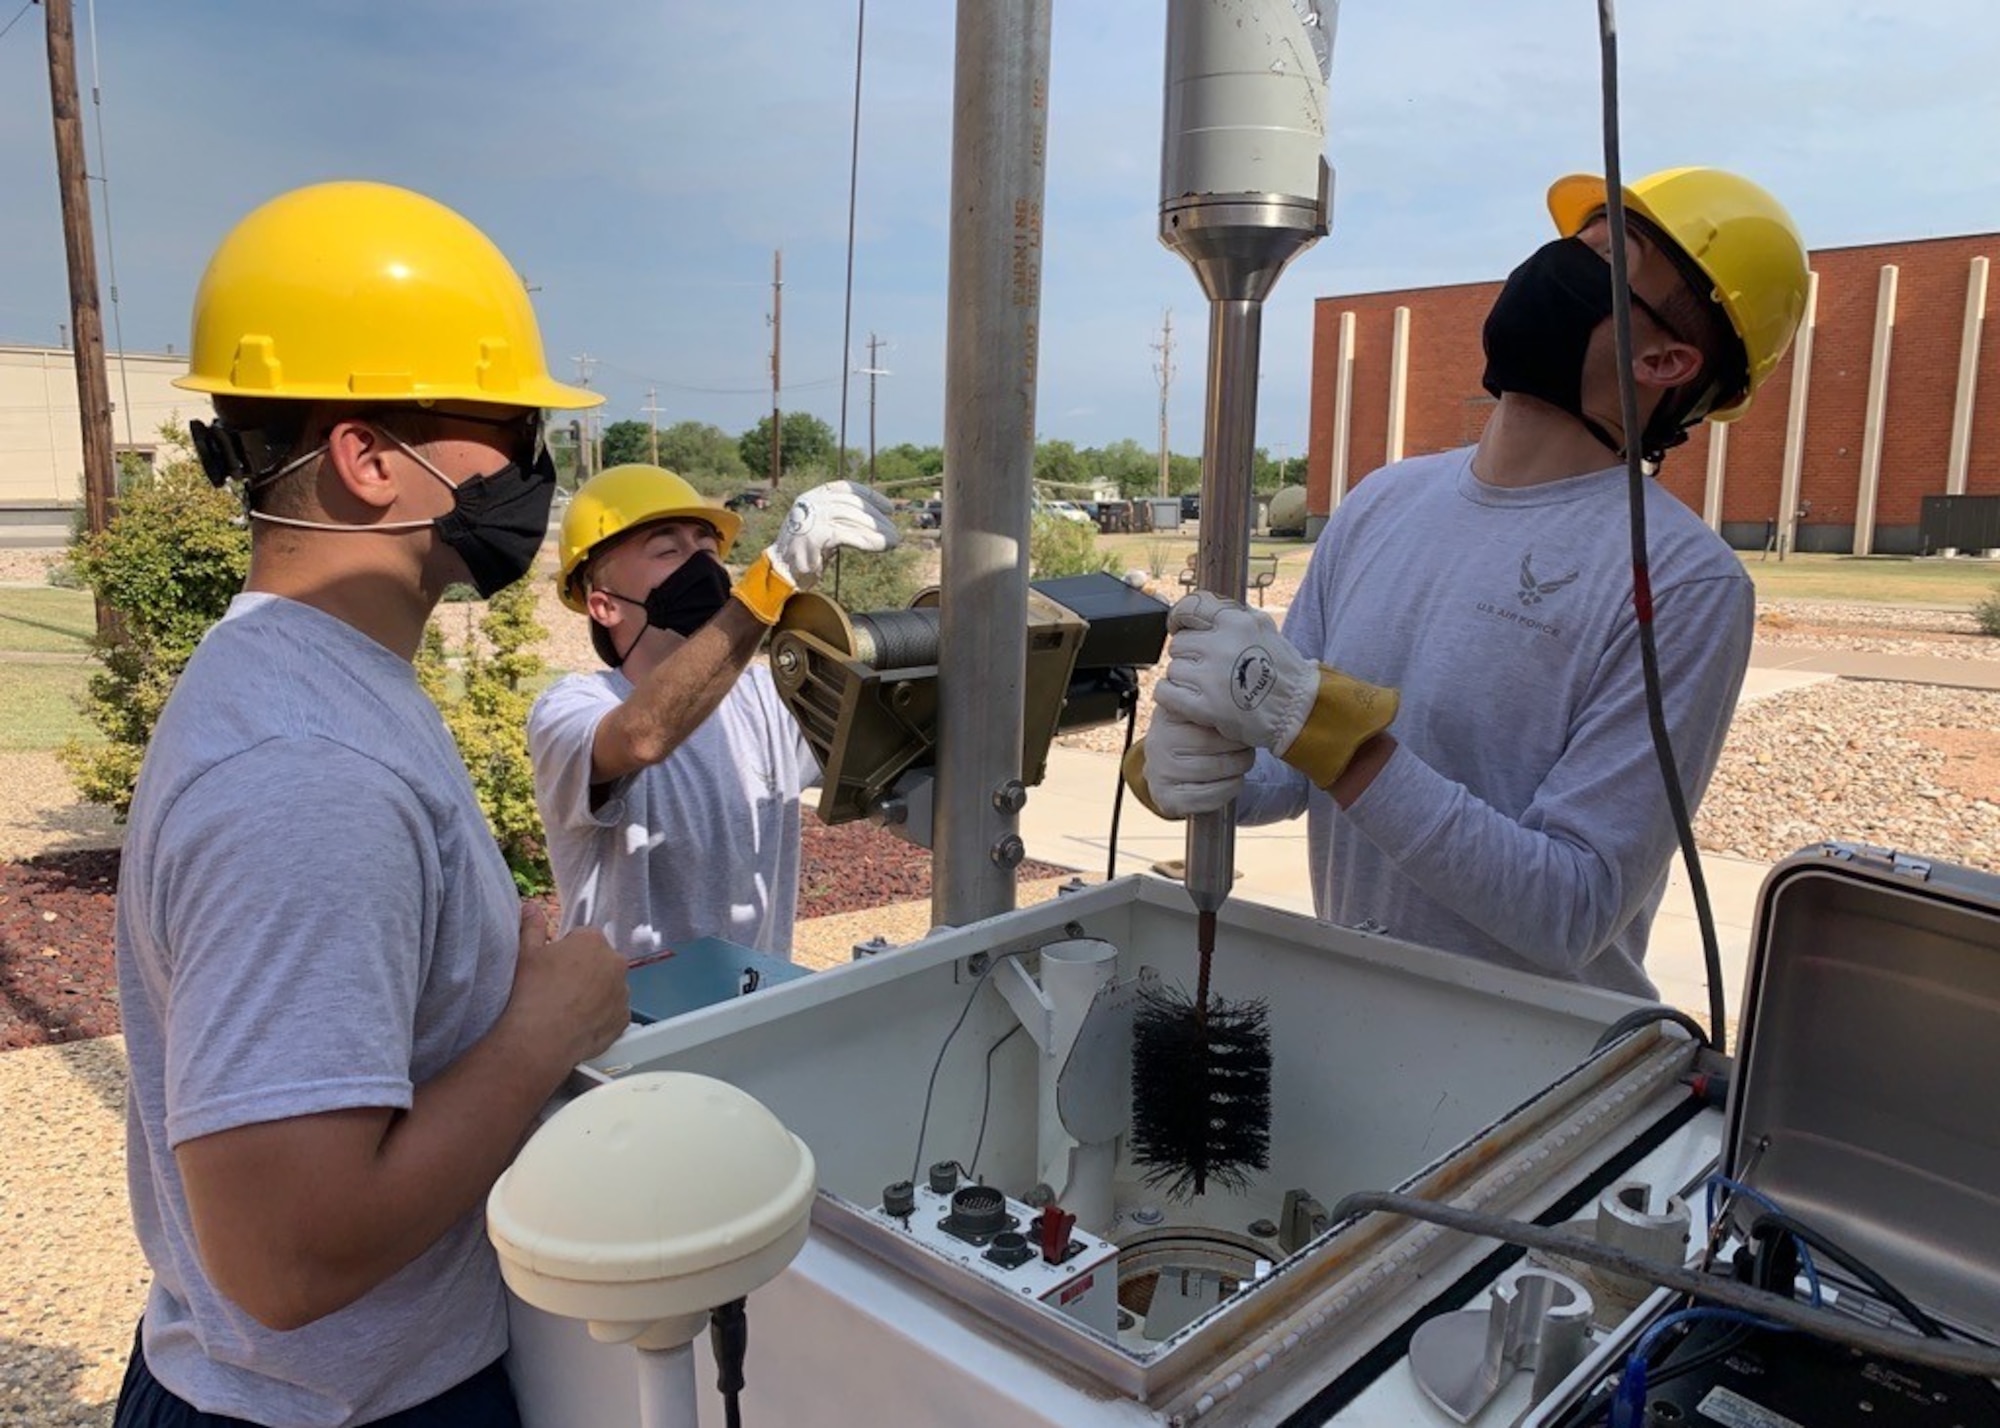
[1975,584,2000,638]
[1029,512,1114,579]
[739,411,838,483]
[415,582,554,895]
[62,423,251,815]
[599,419,654,469]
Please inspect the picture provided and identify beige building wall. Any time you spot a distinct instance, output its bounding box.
[0,345,204,506]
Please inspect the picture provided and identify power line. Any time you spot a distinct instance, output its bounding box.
[84,0,131,447]
[590,356,843,398]
[835,0,868,479]
[0,3,38,43]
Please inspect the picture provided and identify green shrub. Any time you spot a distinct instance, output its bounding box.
[1029,512,1114,579]
[416,581,554,896]
[1975,585,2000,637]
[60,424,251,815]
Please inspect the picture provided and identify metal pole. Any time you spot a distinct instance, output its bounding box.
[1185,298,1261,911]
[934,0,1051,926]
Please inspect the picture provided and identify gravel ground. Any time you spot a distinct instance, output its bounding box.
[1756,599,2000,660]
[1697,681,2000,869]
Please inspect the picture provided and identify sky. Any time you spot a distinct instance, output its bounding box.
[2,1,1996,463]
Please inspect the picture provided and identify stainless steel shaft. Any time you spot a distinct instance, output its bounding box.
[1184,297,1264,916]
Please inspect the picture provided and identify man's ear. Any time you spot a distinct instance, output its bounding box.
[583,583,623,631]
[1633,335,1705,394]
[323,418,400,513]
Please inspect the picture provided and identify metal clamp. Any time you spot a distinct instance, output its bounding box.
[1408,1268,1594,1424]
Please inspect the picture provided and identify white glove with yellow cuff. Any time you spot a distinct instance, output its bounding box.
[734,480,901,624]
[1150,593,1399,800]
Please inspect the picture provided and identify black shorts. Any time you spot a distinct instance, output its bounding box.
[112,1323,523,1428]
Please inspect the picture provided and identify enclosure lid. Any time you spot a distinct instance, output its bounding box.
[1726,843,2000,1335]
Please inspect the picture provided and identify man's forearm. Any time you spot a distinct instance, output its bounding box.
[592,601,766,781]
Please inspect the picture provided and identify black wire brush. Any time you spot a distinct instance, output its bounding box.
[1130,937,1272,1199]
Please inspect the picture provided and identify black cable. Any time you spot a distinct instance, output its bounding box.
[1105,682,1141,882]
[1589,1004,1711,1055]
[1596,0,1729,1054]
[709,1298,749,1428]
[969,1023,1025,1178]
[1749,1210,1949,1340]
[909,948,1030,1184]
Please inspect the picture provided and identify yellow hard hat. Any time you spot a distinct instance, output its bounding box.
[1546,166,1809,422]
[557,464,743,612]
[175,181,601,410]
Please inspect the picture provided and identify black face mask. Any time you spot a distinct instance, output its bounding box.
[605,550,733,665]
[432,447,559,598]
[1482,237,1698,465]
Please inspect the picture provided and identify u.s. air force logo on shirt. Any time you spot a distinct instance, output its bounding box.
[1474,550,1581,639]
[1517,551,1580,606]
[1231,646,1277,711]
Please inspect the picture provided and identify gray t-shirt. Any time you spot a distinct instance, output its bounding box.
[1237,447,1754,997]
[528,665,817,959]
[118,594,518,1426]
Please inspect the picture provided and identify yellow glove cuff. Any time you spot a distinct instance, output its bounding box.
[1120,738,1180,822]
[1278,667,1400,789]
[731,552,797,626]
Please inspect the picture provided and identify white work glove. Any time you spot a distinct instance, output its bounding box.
[734,480,901,624]
[1126,705,1255,819]
[1153,592,1399,790]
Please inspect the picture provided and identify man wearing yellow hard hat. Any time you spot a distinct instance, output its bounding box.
[113,182,631,1427]
[528,463,897,962]
[1134,167,1810,997]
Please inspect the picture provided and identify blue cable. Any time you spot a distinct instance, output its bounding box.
[1705,1174,1823,1306]
[1610,1307,1789,1428]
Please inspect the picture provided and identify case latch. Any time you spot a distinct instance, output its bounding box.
[1821,841,1933,882]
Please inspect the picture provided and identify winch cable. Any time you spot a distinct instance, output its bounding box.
[1104,683,1141,882]
[1596,0,1728,1054]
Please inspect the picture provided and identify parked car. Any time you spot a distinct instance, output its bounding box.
[724,488,772,513]
[914,500,943,530]
[1045,499,1093,525]
[1179,492,1201,521]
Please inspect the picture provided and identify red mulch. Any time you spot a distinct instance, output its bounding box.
[0,821,1070,1053]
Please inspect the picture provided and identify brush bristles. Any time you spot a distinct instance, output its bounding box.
[1130,984,1273,1200]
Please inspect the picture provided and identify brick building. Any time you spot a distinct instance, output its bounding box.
[1306,234,2000,555]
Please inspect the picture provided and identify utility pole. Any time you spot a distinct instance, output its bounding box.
[858,332,891,486]
[768,249,784,488]
[1151,308,1175,498]
[45,0,118,636]
[571,354,597,478]
[640,386,665,466]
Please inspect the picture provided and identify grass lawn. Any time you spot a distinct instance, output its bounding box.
[0,586,96,653]
[1096,532,2000,610]
[1099,531,1316,580]
[1738,553,2000,607]
[0,660,95,750]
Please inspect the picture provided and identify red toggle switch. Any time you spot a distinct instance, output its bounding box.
[1038,1204,1076,1265]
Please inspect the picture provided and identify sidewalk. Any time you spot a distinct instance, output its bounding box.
[1749,638,2000,690]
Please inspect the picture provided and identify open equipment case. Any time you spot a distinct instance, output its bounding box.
[1531,842,2000,1428]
